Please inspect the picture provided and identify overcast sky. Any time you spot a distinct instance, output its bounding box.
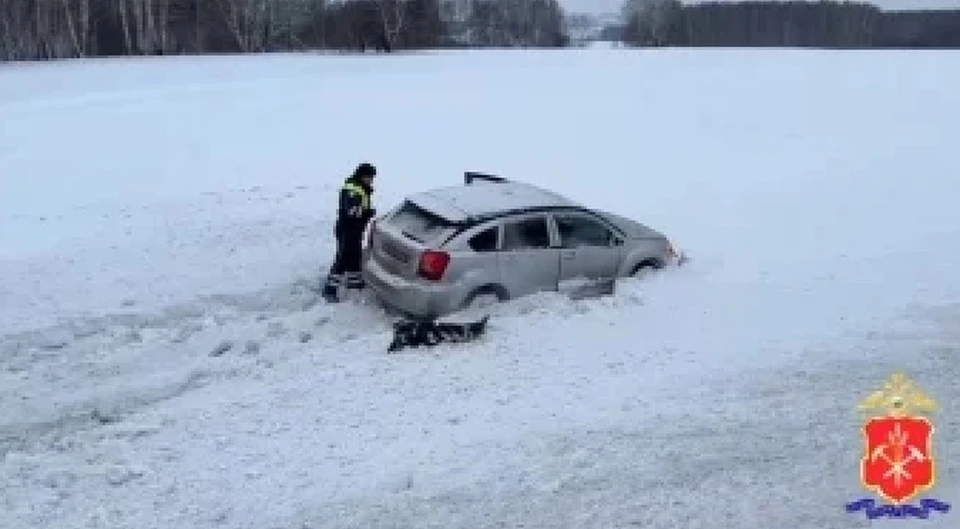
[560,0,960,15]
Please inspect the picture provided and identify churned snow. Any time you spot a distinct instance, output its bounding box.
[2,48,960,529]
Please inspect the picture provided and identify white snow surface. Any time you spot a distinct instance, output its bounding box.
[2,49,960,529]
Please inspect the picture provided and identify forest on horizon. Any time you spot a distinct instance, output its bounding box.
[2,0,958,62]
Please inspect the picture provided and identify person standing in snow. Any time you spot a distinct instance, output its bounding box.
[322,162,377,302]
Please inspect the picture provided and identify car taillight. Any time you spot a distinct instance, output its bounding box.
[418,250,450,281]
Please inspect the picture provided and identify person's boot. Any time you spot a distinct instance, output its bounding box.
[321,275,341,302]
[345,272,365,291]
[322,285,338,303]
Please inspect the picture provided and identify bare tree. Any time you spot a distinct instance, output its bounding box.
[2,0,955,61]
[377,0,407,50]
[466,0,566,47]
[62,0,92,56]
[622,0,680,46]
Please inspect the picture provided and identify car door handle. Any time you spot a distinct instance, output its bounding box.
[562,251,575,260]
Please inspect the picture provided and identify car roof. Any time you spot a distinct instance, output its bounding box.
[406,181,580,224]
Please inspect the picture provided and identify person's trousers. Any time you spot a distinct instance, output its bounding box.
[324,231,364,293]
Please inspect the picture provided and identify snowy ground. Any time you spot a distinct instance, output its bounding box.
[2,48,960,529]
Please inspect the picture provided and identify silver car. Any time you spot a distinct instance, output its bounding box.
[362,172,685,319]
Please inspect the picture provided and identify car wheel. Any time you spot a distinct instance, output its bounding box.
[462,287,507,310]
[631,260,662,279]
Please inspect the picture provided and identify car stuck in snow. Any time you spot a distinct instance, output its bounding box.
[362,172,685,319]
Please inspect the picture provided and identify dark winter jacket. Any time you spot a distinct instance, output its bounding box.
[335,177,374,238]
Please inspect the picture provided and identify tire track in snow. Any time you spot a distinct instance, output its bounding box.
[0,369,212,457]
[0,277,398,458]
[0,272,658,529]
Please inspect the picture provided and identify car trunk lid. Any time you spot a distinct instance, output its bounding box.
[370,200,460,280]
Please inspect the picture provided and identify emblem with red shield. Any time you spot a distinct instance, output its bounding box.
[847,373,951,520]
[862,415,934,504]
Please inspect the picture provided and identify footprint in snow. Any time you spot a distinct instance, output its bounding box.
[266,322,286,338]
[210,340,233,357]
[243,340,260,355]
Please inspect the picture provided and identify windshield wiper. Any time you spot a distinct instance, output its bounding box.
[401,230,424,243]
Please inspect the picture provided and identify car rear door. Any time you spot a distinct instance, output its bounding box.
[497,213,561,297]
[550,210,623,287]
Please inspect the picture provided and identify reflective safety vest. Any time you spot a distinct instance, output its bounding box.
[342,181,371,212]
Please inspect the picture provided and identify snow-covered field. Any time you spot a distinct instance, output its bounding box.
[2,48,959,529]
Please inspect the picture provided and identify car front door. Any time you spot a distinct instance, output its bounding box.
[497,213,560,297]
[551,211,623,288]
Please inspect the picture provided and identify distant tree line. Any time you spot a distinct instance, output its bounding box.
[5,0,957,61]
[0,0,567,61]
[452,0,567,47]
[618,0,960,48]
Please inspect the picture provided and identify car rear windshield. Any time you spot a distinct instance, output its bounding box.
[389,200,455,243]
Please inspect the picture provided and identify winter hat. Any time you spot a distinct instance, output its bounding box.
[354,162,376,178]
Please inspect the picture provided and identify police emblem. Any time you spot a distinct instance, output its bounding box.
[846,372,952,519]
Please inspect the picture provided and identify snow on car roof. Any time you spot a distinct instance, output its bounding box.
[406,181,579,223]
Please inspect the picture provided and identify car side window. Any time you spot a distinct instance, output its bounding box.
[502,216,551,250]
[468,226,499,252]
[554,213,613,248]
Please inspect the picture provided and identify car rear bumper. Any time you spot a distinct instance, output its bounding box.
[362,257,460,319]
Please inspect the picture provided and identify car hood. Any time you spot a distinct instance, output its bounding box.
[595,210,666,240]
